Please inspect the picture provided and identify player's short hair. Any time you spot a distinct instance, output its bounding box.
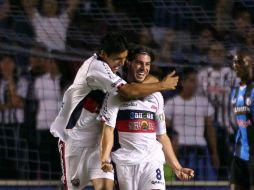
[127,45,155,63]
[99,32,128,56]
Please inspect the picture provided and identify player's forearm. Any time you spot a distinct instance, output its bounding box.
[119,72,178,99]
[119,82,169,99]
[157,134,182,171]
[100,124,114,162]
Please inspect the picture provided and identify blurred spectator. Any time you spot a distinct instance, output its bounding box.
[24,0,79,51]
[157,28,176,63]
[198,41,238,180]
[0,0,13,43]
[0,53,28,178]
[12,0,36,47]
[0,54,27,132]
[215,0,232,40]
[164,67,219,181]
[0,0,34,47]
[225,8,252,49]
[20,42,48,179]
[245,26,254,52]
[134,27,159,50]
[34,55,63,179]
[191,26,216,64]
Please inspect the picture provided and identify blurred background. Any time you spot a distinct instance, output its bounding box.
[0,0,252,189]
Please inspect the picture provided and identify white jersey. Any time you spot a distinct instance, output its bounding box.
[198,66,238,128]
[50,54,126,146]
[99,92,166,165]
[164,95,214,146]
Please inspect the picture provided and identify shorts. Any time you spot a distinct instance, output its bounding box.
[230,156,254,188]
[116,161,165,190]
[59,139,114,190]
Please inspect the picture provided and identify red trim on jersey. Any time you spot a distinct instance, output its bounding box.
[59,140,68,190]
[83,97,100,113]
[116,120,156,133]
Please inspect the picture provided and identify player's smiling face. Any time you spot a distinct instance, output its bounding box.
[128,54,151,83]
[101,50,128,73]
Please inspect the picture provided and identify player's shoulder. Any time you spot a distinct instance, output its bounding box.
[152,92,163,99]
[150,92,164,105]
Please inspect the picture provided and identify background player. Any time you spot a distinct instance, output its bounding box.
[230,49,254,190]
[50,33,179,190]
[99,46,194,190]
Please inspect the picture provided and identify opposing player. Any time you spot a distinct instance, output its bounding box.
[50,33,179,190]
[99,46,194,190]
[230,49,254,190]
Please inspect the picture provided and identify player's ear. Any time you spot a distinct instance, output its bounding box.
[99,50,108,59]
[125,60,131,68]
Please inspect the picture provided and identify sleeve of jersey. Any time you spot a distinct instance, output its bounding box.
[155,93,167,135]
[97,93,122,128]
[86,62,126,93]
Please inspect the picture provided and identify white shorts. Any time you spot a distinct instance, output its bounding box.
[59,139,114,190]
[116,161,165,190]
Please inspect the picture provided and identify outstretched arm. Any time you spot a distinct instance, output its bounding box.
[118,71,179,100]
[157,133,194,180]
[100,124,114,172]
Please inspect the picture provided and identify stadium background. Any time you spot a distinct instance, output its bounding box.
[0,0,252,189]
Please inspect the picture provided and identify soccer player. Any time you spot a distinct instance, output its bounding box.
[230,49,254,190]
[50,33,179,190]
[99,46,194,190]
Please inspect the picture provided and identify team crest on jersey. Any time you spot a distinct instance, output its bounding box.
[151,105,158,111]
[246,97,252,106]
[141,120,149,130]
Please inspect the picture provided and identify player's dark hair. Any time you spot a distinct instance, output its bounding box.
[99,32,128,56]
[127,45,155,63]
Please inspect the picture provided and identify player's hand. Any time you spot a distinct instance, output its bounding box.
[161,71,179,90]
[174,167,194,181]
[101,161,113,172]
